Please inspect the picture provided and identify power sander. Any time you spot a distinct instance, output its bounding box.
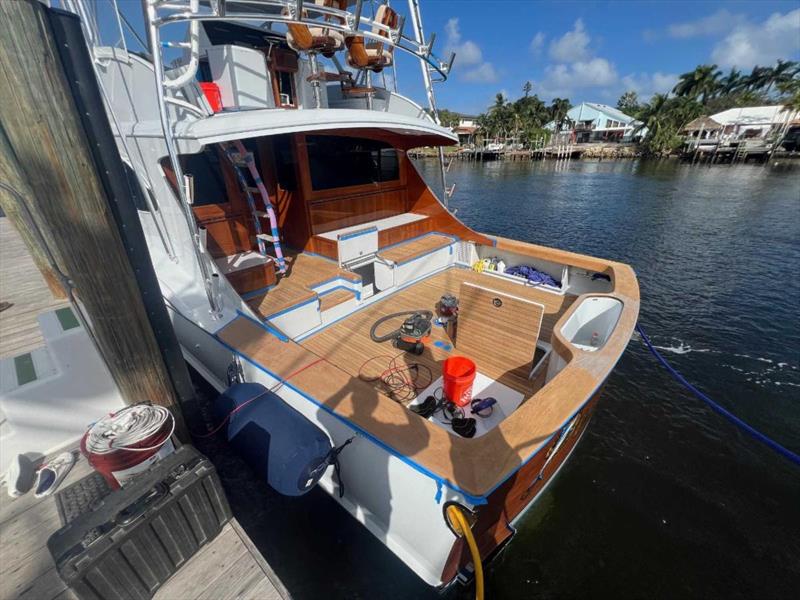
[369,310,433,355]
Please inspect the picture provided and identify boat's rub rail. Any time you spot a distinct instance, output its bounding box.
[216,239,639,499]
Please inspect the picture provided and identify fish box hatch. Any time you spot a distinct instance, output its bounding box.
[335,226,393,298]
[561,296,623,351]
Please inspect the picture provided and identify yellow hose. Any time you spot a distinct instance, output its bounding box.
[446,505,484,600]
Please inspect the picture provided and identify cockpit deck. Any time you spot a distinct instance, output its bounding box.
[300,266,578,400]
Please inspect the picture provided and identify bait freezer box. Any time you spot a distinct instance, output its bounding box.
[48,445,232,600]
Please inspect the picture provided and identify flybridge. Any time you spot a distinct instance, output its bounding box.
[143,0,456,82]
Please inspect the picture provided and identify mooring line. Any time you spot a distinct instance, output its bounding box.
[636,324,800,467]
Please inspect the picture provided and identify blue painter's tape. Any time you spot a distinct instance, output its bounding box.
[379,231,459,252]
[338,227,378,241]
[310,274,362,290]
[234,309,289,342]
[263,295,319,320]
[395,243,455,267]
[295,264,454,342]
[317,285,357,305]
[303,250,338,263]
[435,480,443,504]
[241,284,276,300]
[213,326,488,506]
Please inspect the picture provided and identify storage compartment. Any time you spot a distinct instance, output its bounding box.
[48,445,231,600]
[475,246,567,294]
[207,45,274,110]
[560,296,623,352]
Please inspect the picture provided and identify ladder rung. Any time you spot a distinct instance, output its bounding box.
[257,233,278,243]
[246,186,261,194]
[254,211,269,218]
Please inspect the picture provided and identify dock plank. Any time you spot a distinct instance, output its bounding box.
[0,443,289,600]
[0,217,69,358]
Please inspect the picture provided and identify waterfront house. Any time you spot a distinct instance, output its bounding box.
[452,115,480,146]
[708,105,793,140]
[546,102,644,143]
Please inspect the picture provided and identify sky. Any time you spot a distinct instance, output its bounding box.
[406,0,800,114]
[106,0,800,115]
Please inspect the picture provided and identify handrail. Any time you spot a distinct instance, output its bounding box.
[148,0,454,83]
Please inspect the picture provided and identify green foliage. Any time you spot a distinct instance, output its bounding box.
[672,60,799,106]
[636,59,800,155]
[437,108,462,128]
[617,91,641,115]
[471,91,559,144]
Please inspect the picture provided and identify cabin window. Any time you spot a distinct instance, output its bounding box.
[179,147,228,206]
[269,48,298,108]
[306,135,400,191]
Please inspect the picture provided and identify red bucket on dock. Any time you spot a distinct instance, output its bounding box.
[81,405,175,489]
[442,357,477,407]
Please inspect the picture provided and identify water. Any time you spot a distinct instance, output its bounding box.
[417,158,800,599]
[195,159,800,599]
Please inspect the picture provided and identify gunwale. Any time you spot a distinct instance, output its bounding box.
[217,238,640,498]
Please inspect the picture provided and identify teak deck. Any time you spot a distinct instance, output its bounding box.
[301,267,576,397]
[247,251,356,318]
[0,445,288,600]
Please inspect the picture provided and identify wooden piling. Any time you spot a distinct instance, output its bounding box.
[0,0,191,438]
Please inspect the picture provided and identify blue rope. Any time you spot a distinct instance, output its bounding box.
[636,324,800,467]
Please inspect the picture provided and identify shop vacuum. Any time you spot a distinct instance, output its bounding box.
[48,445,232,600]
[369,310,433,355]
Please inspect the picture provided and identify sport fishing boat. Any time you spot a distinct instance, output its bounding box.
[65,0,639,588]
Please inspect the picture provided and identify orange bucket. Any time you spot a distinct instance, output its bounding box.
[442,357,477,407]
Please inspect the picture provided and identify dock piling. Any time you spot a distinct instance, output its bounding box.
[0,0,193,438]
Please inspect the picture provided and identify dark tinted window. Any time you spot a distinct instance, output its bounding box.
[179,147,228,206]
[306,136,399,191]
[273,135,297,191]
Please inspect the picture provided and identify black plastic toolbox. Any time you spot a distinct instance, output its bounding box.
[48,445,232,600]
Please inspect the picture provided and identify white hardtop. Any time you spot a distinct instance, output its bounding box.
[131,108,458,153]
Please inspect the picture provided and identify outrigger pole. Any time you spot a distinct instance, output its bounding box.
[407,0,454,208]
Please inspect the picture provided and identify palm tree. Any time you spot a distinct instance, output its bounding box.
[672,64,722,103]
[549,98,571,130]
[634,93,669,137]
[766,59,799,95]
[744,65,772,92]
[719,68,743,95]
[522,81,532,98]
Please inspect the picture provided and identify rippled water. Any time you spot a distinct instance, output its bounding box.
[196,159,800,600]
[417,158,800,599]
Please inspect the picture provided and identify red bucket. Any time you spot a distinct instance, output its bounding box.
[442,356,476,407]
[200,82,223,113]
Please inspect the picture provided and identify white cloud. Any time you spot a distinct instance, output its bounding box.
[537,58,618,98]
[711,9,800,68]
[530,32,546,55]
[534,19,675,103]
[549,19,590,62]
[463,63,499,83]
[444,18,483,66]
[668,10,747,39]
[621,72,679,99]
[445,17,498,83]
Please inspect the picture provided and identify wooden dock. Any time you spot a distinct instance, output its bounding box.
[0,216,69,358]
[0,216,289,599]
[0,446,289,600]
